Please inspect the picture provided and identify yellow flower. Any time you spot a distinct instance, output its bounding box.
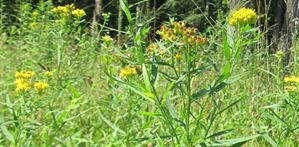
[174,53,182,61]
[156,26,177,41]
[52,6,68,13]
[15,78,27,84]
[185,35,208,44]
[102,12,111,20]
[283,76,299,83]
[157,21,208,45]
[286,86,298,92]
[51,4,75,16]
[101,35,113,43]
[71,9,86,18]
[65,4,75,10]
[119,66,139,78]
[34,82,49,94]
[173,21,187,34]
[44,71,54,78]
[15,79,30,92]
[183,27,198,36]
[15,70,35,79]
[229,7,257,26]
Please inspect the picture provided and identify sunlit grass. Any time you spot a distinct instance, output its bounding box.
[0,1,298,146]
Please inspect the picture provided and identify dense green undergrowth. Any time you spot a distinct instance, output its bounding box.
[0,1,299,146]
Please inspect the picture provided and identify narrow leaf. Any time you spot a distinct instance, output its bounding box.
[217,62,231,83]
[206,129,234,139]
[262,134,278,147]
[99,113,126,135]
[143,64,152,92]
[200,134,260,146]
[192,88,209,100]
[105,71,155,103]
[120,0,132,23]
[223,33,231,61]
[210,82,228,94]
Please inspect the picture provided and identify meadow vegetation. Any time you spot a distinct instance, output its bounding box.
[0,1,299,146]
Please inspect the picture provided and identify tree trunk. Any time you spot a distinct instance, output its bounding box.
[281,0,298,65]
[117,0,123,44]
[92,0,103,36]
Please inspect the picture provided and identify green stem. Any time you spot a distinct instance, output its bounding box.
[204,97,218,138]
[150,77,180,145]
[186,45,192,146]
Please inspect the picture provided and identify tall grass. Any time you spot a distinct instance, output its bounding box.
[0,1,298,146]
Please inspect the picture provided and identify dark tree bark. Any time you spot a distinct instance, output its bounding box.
[281,0,298,65]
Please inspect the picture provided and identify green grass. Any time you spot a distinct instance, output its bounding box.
[0,1,299,146]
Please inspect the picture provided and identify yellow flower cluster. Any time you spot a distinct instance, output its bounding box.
[229,7,257,26]
[14,70,50,94]
[15,70,35,79]
[51,4,75,15]
[284,76,299,83]
[156,21,208,44]
[52,4,86,18]
[284,76,299,92]
[185,35,209,44]
[286,86,297,92]
[34,82,49,94]
[15,70,35,92]
[15,78,31,92]
[71,9,86,18]
[119,66,139,78]
[157,26,177,41]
